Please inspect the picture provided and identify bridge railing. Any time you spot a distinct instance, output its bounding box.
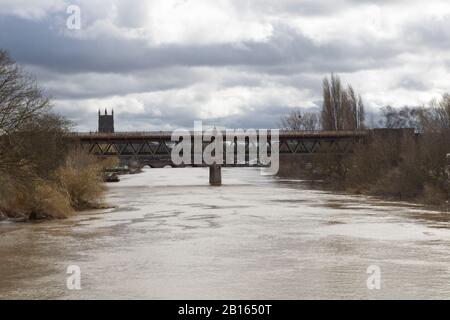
[69,130,369,139]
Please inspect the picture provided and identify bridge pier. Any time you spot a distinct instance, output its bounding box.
[209,165,222,186]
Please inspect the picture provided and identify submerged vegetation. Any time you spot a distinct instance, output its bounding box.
[0,50,112,221]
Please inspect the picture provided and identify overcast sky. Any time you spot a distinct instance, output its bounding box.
[1,0,450,131]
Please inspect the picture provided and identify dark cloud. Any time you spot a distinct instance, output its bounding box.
[245,0,404,16]
[396,78,429,91]
[0,15,400,75]
[403,15,450,50]
[1,0,449,131]
[29,66,205,100]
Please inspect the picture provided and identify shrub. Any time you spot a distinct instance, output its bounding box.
[0,148,108,220]
[28,180,74,219]
[0,177,73,220]
[55,148,106,210]
[342,120,449,204]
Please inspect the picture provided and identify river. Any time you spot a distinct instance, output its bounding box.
[1,167,450,299]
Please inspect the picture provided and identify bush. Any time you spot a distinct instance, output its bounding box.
[55,148,107,210]
[0,178,73,220]
[338,127,450,204]
[0,148,108,220]
[28,180,74,219]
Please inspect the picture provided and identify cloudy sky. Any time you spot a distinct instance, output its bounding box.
[1,0,450,131]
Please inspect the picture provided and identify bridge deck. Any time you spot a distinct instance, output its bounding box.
[70,130,368,140]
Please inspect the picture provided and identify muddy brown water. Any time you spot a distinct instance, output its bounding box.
[1,168,450,299]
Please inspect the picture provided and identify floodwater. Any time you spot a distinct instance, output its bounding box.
[1,168,450,299]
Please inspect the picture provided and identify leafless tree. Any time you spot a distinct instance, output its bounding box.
[379,106,426,132]
[321,74,365,131]
[426,94,450,131]
[280,109,320,131]
[0,50,50,135]
[0,50,67,181]
[321,75,338,130]
[345,86,365,130]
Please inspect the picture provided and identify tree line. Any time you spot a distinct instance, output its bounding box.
[280,73,450,135]
[279,73,450,207]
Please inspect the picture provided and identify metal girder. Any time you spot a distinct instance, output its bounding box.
[75,131,364,168]
[80,136,359,156]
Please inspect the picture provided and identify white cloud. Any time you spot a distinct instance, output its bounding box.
[144,0,273,45]
[57,0,274,45]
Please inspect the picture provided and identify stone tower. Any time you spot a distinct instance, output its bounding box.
[98,109,114,133]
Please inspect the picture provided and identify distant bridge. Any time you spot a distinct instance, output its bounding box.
[69,128,415,185]
[71,130,368,167]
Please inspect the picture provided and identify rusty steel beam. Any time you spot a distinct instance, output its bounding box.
[63,129,421,168]
[67,130,368,169]
[69,130,368,141]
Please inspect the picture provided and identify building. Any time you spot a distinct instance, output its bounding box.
[98,109,114,133]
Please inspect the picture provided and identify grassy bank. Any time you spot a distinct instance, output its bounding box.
[0,149,117,221]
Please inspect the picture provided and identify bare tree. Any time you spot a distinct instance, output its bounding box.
[0,50,50,135]
[0,50,59,179]
[427,94,450,130]
[379,95,450,133]
[280,109,320,131]
[321,75,338,130]
[345,86,365,130]
[379,106,426,132]
[321,74,365,130]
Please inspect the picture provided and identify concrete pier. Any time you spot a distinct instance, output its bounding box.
[209,165,222,186]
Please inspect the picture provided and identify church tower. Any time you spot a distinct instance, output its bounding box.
[98,109,115,133]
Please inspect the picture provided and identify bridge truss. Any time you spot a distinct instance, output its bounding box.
[71,131,366,167]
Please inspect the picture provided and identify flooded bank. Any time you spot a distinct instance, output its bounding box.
[1,168,450,299]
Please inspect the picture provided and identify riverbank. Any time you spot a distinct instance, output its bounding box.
[294,177,449,213]
[0,162,143,223]
[278,142,450,212]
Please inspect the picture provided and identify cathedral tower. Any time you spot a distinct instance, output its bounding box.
[98,109,114,133]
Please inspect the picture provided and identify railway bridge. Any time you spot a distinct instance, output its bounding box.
[70,128,416,185]
[69,129,377,185]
